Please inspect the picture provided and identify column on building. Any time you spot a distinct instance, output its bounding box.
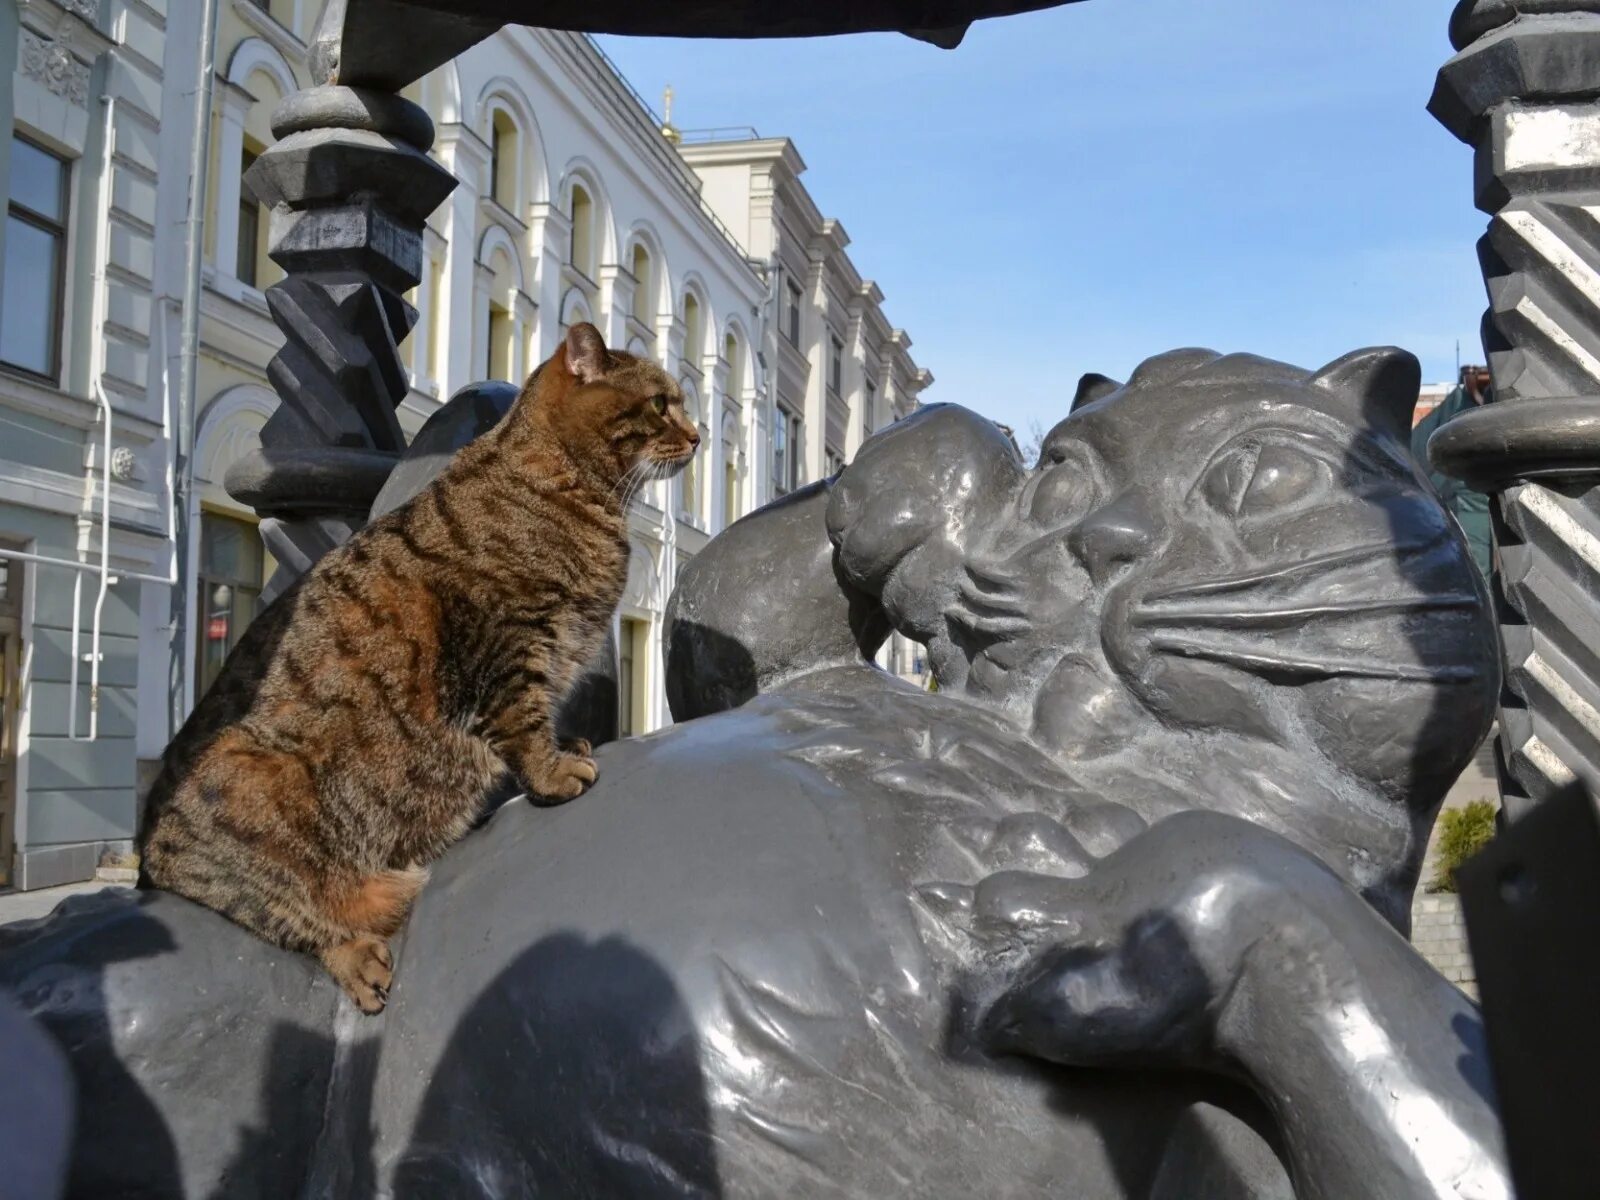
[529,199,570,362]
[434,123,488,398]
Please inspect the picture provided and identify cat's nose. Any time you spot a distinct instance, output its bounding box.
[1068,495,1155,585]
[687,427,701,449]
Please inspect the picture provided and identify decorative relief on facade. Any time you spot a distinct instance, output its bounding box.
[19,29,90,107]
[59,0,99,21]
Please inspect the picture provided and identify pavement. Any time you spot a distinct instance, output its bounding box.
[0,880,132,929]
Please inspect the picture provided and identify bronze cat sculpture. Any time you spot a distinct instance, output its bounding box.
[0,346,1509,1200]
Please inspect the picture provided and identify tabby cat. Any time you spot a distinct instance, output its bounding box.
[138,323,698,1012]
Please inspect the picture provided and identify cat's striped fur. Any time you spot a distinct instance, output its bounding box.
[138,324,698,1012]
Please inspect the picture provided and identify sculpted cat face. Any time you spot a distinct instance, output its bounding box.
[531,322,700,487]
[830,346,1499,809]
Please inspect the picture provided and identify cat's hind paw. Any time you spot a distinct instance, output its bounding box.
[322,936,394,1015]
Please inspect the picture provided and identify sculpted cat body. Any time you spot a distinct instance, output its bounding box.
[138,323,698,1011]
[8,344,1506,1199]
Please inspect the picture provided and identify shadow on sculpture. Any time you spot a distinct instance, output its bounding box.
[0,888,346,1199]
[0,989,73,1200]
[0,893,183,1199]
[391,933,720,1197]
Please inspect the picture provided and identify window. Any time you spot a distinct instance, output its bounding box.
[724,461,738,527]
[680,387,700,520]
[236,146,261,286]
[725,332,742,396]
[774,405,802,496]
[425,254,444,379]
[569,183,594,278]
[490,110,517,210]
[863,378,877,439]
[631,244,653,326]
[487,302,513,380]
[828,335,843,395]
[2,135,69,378]
[682,293,702,371]
[785,279,802,346]
[619,617,646,736]
[825,449,844,477]
[196,512,265,699]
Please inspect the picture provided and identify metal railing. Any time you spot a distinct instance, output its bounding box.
[679,126,762,144]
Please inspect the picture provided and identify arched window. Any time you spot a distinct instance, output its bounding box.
[484,246,518,379]
[560,287,592,331]
[236,143,264,287]
[569,183,594,278]
[724,331,743,398]
[490,108,519,210]
[238,64,288,290]
[631,243,654,326]
[680,382,700,522]
[682,293,702,371]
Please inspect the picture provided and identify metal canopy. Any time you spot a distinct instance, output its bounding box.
[309,0,1087,90]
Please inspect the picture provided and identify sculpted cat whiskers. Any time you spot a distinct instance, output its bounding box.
[137,323,698,1013]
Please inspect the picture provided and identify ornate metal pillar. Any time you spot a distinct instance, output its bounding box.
[1429,0,1600,821]
[222,1,491,599]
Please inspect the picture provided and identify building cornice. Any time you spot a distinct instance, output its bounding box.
[678,136,807,180]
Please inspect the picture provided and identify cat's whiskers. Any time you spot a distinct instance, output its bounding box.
[1131,593,1480,630]
[606,461,650,512]
[1144,635,1482,684]
[1145,534,1450,604]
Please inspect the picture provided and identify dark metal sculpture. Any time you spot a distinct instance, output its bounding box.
[1429,0,1600,818]
[221,38,456,602]
[0,349,1512,1198]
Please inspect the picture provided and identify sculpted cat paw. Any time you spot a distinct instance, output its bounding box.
[135,321,699,1009]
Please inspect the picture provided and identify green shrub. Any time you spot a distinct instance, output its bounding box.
[1428,800,1498,893]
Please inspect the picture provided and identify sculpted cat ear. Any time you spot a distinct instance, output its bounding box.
[561,322,609,385]
[1070,373,1121,413]
[1310,347,1421,439]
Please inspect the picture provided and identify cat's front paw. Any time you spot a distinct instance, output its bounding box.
[527,752,598,806]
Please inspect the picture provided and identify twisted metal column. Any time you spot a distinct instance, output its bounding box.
[1429,0,1600,820]
[222,14,460,600]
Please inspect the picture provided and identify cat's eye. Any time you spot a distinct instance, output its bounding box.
[651,395,669,415]
[1201,440,1326,516]
[1027,449,1100,526]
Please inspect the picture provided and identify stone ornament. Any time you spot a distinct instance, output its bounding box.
[18,29,89,107]
[0,347,1511,1198]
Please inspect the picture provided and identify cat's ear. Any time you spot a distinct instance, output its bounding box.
[1310,347,1421,439]
[561,322,609,385]
[1070,373,1121,413]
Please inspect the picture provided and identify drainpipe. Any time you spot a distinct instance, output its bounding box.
[169,0,221,737]
[68,94,116,741]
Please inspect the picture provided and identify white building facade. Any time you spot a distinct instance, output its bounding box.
[0,1,929,889]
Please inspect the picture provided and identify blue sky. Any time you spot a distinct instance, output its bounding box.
[598,0,1483,437]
